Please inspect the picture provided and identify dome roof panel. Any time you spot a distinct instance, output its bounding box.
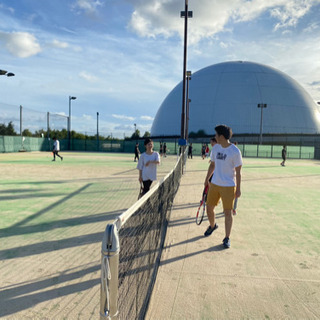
[151,61,320,136]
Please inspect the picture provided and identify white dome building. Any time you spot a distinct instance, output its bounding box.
[151,61,320,137]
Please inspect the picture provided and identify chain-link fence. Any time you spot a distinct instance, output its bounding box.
[1,102,319,158]
[0,102,68,137]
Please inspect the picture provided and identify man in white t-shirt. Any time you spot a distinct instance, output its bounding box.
[204,125,242,248]
[52,137,63,161]
[137,138,160,196]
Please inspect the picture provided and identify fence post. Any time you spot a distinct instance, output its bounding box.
[100,223,120,319]
[20,105,23,136]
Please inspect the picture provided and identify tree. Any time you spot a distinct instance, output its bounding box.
[0,124,6,135]
[7,122,16,135]
[0,122,17,136]
[35,129,47,138]
[131,129,140,139]
[22,129,32,137]
[143,131,150,138]
[197,129,207,137]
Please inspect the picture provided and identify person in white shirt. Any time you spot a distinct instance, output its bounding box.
[52,137,63,161]
[204,125,242,248]
[137,138,160,196]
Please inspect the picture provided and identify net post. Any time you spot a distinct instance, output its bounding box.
[100,223,120,320]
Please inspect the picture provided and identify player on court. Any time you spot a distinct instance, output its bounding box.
[52,137,63,161]
[204,125,242,248]
[137,138,160,196]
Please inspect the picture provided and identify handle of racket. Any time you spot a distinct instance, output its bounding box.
[233,197,238,210]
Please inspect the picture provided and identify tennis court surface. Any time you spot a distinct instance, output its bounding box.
[146,157,320,320]
[0,151,177,319]
[1,152,319,319]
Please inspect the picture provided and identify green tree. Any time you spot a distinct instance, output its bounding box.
[143,131,150,138]
[35,129,47,138]
[197,129,207,137]
[6,121,17,136]
[0,122,17,136]
[73,132,87,140]
[22,129,32,137]
[0,124,6,135]
[131,129,140,139]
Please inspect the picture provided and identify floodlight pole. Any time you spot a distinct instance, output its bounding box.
[180,0,192,140]
[257,103,267,145]
[20,105,23,136]
[68,96,77,150]
[97,112,99,151]
[185,71,192,141]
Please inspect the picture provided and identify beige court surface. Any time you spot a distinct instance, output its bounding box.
[0,152,320,319]
[146,158,320,320]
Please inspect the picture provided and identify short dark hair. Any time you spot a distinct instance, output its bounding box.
[210,137,217,143]
[144,138,153,146]
[215,124,232,140]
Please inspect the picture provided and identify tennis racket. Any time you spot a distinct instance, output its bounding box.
[196,185,208,225]
[232,197,238,215]
[138,182,144,200]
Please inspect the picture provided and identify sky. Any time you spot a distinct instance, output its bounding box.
[1,0,320,138]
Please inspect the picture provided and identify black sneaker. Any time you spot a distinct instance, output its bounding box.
[222,237,230,248]
[204,224,218,237]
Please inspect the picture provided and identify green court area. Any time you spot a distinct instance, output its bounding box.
[191,157,320,246]
[0,151,179,319]
[0,152,319,319]
[0,152,178,231]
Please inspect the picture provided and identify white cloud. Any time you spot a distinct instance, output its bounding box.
[270,1,313,31]
[140,115,154,121]
[128,0,319,44]
[50,39,69,49]
[0,31,41,58]
[0,3,14,14]
[302,22,319,33]
[79,71,99,82]
[55,112,68,117]
[114,124,135,131]
[112,114,135,121]
[219,41,229,49]
[72,0,103,16]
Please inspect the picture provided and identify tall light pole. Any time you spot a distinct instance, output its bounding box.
[97,112,99,151]
[185,71,192,141]
[68,96,77,149]
[257,103,267,145]
[180,0,193,141]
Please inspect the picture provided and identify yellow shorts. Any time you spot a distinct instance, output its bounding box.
[206,183,236,210]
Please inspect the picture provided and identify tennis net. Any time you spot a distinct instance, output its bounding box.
[100,151,186,319]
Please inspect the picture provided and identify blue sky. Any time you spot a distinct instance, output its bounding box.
[1,0,320,137]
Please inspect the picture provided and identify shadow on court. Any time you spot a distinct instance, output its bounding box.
[0,264,100,317]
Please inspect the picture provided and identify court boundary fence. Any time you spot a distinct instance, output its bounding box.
[100,150,187,319]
